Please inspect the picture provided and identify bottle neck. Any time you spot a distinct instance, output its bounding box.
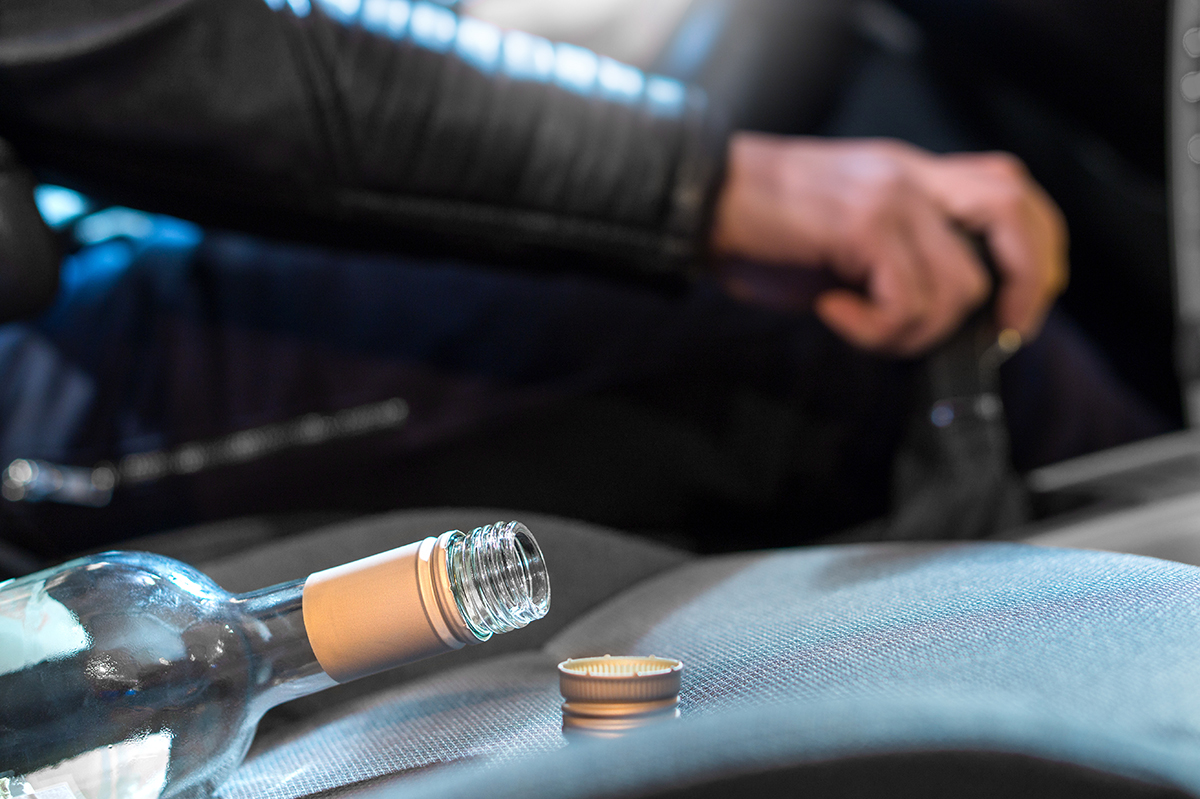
[444,522,550,639]
[231,579,336,716]
[298,523,551,684]
[240,522,551,691]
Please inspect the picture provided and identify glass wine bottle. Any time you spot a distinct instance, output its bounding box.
[0,521,549,799]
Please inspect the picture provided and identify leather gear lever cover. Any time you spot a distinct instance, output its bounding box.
[0,0,728,279]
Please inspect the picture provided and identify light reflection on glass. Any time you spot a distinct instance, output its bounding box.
[0,579,90,677]
[26,732,171,799]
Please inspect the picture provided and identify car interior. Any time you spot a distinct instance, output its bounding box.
[6,0,1200,797]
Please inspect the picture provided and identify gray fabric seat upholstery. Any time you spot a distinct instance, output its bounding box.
[190,511,1200,799]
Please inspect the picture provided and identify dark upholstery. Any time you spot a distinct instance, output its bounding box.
[196,516,1200,799]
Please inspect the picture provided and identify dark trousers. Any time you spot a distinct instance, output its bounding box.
[0,221,1166,558]
[0,224,915,555]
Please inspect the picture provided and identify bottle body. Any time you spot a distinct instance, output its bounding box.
[0,551,305,799]
[0,522,549,799]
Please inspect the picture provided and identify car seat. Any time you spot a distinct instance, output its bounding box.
[154,506,1200,799]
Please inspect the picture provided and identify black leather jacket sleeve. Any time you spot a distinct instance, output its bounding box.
[0,0,728,279]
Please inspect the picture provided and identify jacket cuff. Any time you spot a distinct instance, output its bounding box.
[660,86,731,278]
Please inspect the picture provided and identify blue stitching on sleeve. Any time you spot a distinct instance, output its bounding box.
[258,0,683,118]
[361,0,411,37]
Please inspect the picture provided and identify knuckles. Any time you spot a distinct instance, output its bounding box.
[832,157,920,236]
[975,151,1030,183]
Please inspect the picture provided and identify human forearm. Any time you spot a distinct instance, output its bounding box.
[0,0,726,276]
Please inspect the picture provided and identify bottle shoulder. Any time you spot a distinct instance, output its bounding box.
[53,550,227,598]
[1,550,238,679]
[0,550,262,789]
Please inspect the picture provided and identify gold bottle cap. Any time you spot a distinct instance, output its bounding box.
[558,655,683,738]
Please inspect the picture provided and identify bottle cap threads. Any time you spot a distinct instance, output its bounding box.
[558,655,684,738]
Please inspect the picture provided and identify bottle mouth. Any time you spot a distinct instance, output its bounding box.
[447,521,550,639]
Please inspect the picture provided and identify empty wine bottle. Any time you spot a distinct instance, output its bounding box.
[0,521,549,799]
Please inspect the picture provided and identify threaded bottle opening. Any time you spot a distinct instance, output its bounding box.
[446,521,550,639]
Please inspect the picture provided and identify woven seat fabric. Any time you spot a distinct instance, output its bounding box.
[222,541,1200,799]
[375,696,1197,799]
[549,542,1200,728]
[221,652,564,799]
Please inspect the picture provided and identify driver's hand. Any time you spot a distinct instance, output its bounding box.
[709,133,1068,356]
